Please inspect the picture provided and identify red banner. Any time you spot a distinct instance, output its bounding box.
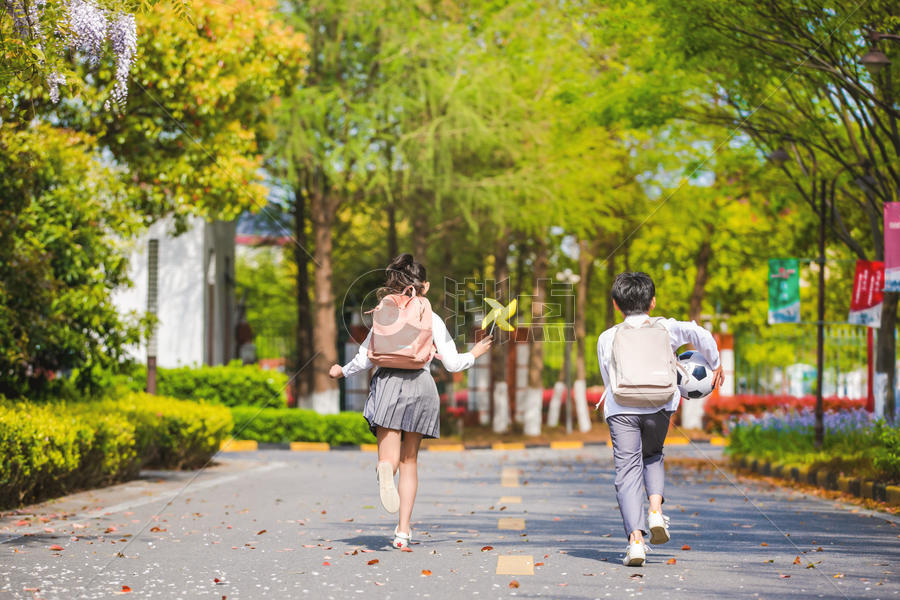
[849,259,884,327]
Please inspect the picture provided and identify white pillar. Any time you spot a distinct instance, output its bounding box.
[523,387,542,436]
[311,389,340,415]
[546,381,565,427]
[514,344,529,423]
[573,379,592,432]
[492,381,509,433]
[468,342,491,426]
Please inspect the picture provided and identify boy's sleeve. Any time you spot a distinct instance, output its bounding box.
[342,329,374,378]
[666,319,721,370]
[596,334,611,409]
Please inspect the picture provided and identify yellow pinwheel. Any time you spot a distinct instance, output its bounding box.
[481,297,517,334]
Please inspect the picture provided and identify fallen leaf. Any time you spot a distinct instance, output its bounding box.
[367,559,379,565]
[481,546,494,552]
[535,562,544,567]
[256,530,267,535]
[681,545,691,551]
[667,558,677,565]
[793,556,802,565]
[421,569,432,576]
[15,520,30,527]
[121,586,132,593]
[49,545,64,551]
[779,574,791,578]
[23,588,39,592]
[509,580,520,588]
[629,573,643,580]
[149,527,166,533]
[760,542,768,547]
[401,547,413,553]
[373,581,384,586]
[833,573,844,578]
[322,562,330,566]
[214,578,223,584]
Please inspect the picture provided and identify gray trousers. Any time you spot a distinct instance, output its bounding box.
[607,410,672,539]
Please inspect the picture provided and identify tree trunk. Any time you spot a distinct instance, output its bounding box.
[573,238,594,432]
[310,189,340,414]
[293,186,314,407]
[876,291,898,422]
[605,240,616,328]
[411,191,428,260]
[688,239,712,323]
[492,235,511,432]
[386,199,398,261]
[524,242,548,436]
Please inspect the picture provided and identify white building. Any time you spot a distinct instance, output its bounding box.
[112,216,238,367]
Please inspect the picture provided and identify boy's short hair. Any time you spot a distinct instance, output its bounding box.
[611,272,655,315]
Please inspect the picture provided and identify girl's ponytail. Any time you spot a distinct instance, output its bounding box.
[381,253,427,298]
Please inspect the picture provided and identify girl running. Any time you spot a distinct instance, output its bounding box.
[329,253,492,549]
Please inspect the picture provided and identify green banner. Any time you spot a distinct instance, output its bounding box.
[768,258,800,324]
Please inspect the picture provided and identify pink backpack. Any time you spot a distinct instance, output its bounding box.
[366,286,435,369]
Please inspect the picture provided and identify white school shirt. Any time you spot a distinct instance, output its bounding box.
[596,313,721,420]
[341,311,475,377]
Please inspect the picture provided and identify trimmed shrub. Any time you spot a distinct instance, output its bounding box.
[125,362,288,408]
[0,393,233,508]
[230,407,375,445]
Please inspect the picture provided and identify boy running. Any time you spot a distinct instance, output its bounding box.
[597,272,723,566]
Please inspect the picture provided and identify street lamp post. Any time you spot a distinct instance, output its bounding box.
[556,268,581,435]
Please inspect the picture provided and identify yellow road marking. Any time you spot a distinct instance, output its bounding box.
[501,467,520,487]
[498,517,526,530]
[492,442,526,451]
[499,496,522,504]
[219,439,258,452]
[359,443,378,452]
[709,436,727,446]
[428,444,465,452]
[496,555,534,575]
[290,442,330,452]
[666,437,690,445]
[550,440,583,449]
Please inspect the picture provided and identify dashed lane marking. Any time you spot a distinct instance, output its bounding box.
[496,555,534,575]
[500,467,520,487]
[498,496,522,504]
[497,517,526,530]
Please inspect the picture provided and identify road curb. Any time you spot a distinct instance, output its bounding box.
[220,438,721,453]
[731,454,900,507]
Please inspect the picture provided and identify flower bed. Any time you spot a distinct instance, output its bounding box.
[704,394,866,433]
[726,408,900,484]
[0,393,233,508]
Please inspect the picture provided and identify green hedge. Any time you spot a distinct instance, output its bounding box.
[230,407,376,445]
[727,419,900,483]
[0,393,233,508]
[124,362,288,407]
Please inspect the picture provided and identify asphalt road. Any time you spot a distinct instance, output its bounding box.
[1,444,898,600]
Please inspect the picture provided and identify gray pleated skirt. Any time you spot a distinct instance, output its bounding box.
[363,367,441,439]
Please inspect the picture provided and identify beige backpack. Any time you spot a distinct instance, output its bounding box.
[609,317,677,408]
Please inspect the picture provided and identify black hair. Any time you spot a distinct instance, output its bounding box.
[380,253,427,298]
[611,272,655,315]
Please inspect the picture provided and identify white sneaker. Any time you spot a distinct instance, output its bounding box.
[648,511,670,545]
[623,540,648,566]
[392,526,411,549]
[376,461,399,514]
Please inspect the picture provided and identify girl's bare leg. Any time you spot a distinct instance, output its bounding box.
[397,432,423,535]
[376,427,402,473]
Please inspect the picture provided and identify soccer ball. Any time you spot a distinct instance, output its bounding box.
[676,351,715,399]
